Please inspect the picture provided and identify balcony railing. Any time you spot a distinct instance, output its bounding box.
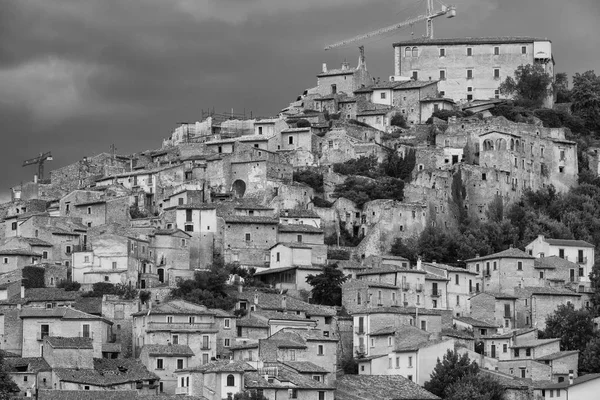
[415,284,424,292]
[401,283,410,291]
[431,290,442,297]
[201,344,211,350]
[355,329,365,335]
[577,257,587,264]
[354,345,366,355]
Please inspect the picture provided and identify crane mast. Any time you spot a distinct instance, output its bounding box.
[324,0,456,51]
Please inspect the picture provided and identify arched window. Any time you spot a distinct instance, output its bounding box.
[515,140,520,152]
[405,47,412,57]
[226,374,235,387]
[412,47,418,57]
[510,139,514,151]
[483,140,494,151]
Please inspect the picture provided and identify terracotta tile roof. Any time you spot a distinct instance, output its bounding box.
[175,203,216,210]
[234,290,336,316]
[351,306,441,316]
[24,288,81,302]
[281,361,329,374]
[454,316,499,328]
[393,36,549,47]
[38,390,140,400]
[316,68,355,77]
[20,307,112,324]
[236,315,269,328]
[270,242,313,250]
[537,372,600,389]
[534,256,578,269]
[356,266,426,276]
[422,262,477,274]
[254,265,322,277]
[442,328,475,339]
[254,310,314,322]
[179,360,255,373]
[516,286,580,297]
[142,344,195,357]
[535,350,579,361]
[224,215,279,224]
[543,238,595,248]
[0,248,42,257]
[245,368,335,390]
[425,272,450,281]
[278,224,323,233]
[466,248,534,262]
[132,299,232,317]
[54,358,158,386]
[18,237,53,247]
[489,327,536,339]
[356,108,394,116]
[5,357,51,372]
[45,336,93,349]
[72,297,103,315]
[511,338,560,348]
[336,374,440,400]
[152,228,192,237]
[279,209,320,218]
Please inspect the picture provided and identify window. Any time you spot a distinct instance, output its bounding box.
[288,136,294,145]
[456,296,460,306]
[467,47,472,56]
[87,207,92,215]
[177,359,184,369]
[412,71,418,80]
[494,68,500,79]
[559,249,565,259]
[331,84,337,94]
[224,338,230,347]
[82,324,90,338]
[407,375,413,382]
[388,336,392,346]
[494,46,499,55]
[318,345,324,355]
[23,376,27,382]
[226,374,235,386]
[521,46,526,54]
[466,69,473,79]
[172,334,179,344]
[156,359,164,369]
[405,47,411,57]
[245,233,251,241]
[526,348,531,357]
[84,386,90,390]
[290,389,298,399]
[439,48,445,57]
[224,318,230,329]
[290,349,296,361]
[65,246,72,254]
[514,349,520,357]
[495,89,500,99]
[297,234,303,243]
[412,47,418,57]
[40,324,49,339]
[439,90,445,97]
[503,344,507,353]
[408,356,413,367]
[380,92,386,99]
[112,261,117,269]
[43,251,48,259]
[189,316,195,324]
[493,261,497,270]
[319,391,325,400]
[439,70,446,80]
[421,320,426,331]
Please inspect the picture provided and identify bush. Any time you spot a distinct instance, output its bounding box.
[57,280,81,291]
[390,114,408,128]
[293,170,324,193]
[22,266,45,288]
[296,119,311,128]
[327,249,350,260]
[312,196,333,208]
[334,176,404,208]
[333,156,380,179]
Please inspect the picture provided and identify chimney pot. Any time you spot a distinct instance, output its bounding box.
[322,63,328,73]
[20,285,25,299]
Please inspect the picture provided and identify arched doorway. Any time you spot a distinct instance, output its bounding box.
[157,268,165,283]
[232,180,246,198]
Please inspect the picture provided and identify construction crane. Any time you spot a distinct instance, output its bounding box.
[23,151,53,181]
[324,0,456,51]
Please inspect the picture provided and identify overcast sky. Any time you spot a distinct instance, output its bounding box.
[1,0,598,201]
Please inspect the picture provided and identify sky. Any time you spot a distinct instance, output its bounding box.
[1,0,599,202]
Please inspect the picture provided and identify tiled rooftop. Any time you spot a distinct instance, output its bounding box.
[45,336,93,349]
[336,374,439,400]
[466,248,534,262]
[393,36,549,46]
[143,344,195,357]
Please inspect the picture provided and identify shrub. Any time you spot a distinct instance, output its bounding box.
[22,266,45,288]
[293,170,324,193]
[57,280,81,291]
[312,197,333,208]
[327,249,350,260]
[390,114,408,128]
[296,119,311,128]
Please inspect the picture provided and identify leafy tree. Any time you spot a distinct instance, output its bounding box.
[233,390,268,400]
[57,280,81,291]
[424,349,479,398]
[312,196,333,208]
[390,237,418,263]
[390,114,408,128]
[139,290,151,305]
[295,119,311,128]
[305,263,347,306]
[383,149,416,182]
[555,72,572,103]
[541,303,594,355]
[171,263,236,311]
[589,261,600,316]
[293,170,324,193]
[340,355,359,374]
[445,373,505,400]
[0,352,18,399]
[498,64,553,108]
[83,282,138,299]
[426,109,473,123]
[580,336,600,374]
[333,156,380,179]
[571,70,600,132]
[333,176,404,208]
[22,266,45,288]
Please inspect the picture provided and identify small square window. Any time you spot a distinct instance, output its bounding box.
[494,46,499,55]
[494,68,500,79]
[466,69,473,79]
[439,70,446,80]
[439,48,445,57]
[521,46,527,54]
[467,47,472,56]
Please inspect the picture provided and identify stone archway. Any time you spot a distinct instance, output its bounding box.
[232,180,246,198]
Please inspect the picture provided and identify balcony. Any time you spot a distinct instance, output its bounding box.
[146,322,216,332]
[37,332,49,341]
[354,329,365,335]
[577,257,587,264]
[354,345,366,356]
[79,332,94,339]
[431,290,442,297]
[415,284,424,293]
[401,283,410,291]
[176,387,189,395]
[201,344,211,350]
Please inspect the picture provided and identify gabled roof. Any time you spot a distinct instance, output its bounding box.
[132,299,232,317]
[16,237,53,247]
[224,216,278,224]
[454,316,499,328]
[254,265,322,277]
[234,290,336,316]
[5,357,51,373]
[466,248,534,262]
[54,358,158,386]
[245,367,335,390]
[45,336,93,349]
[38,390,140,400]
[178,360,255,373]
[0,248,42,257]
[356,266,425,276]
[534,350,579,361]
[236,314,269,328]
[336,374,440,400]
[24,288,81,302]
[280,361,329,374]
[534,256,578,269]
[542,238,594,248]
[516,286,580,297]
[536,373,600,390]
[510,338,560,349]
[392,36,548,47]
[20,307,112,324]
[279,209,320,218]
[142,344,194,357]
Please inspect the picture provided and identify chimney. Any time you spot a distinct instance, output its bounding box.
[357,46,366,70]
[432,260,437,265]
[569,370,574,385]
[281,295,287,310]
[416,257,422,271]
[512,330,517,346]
[322,63,328,73]
[253,292,259,305]
[20,285,25,299]
[475,253,480,259]
[341,61,349,71]
[33,174,38,184]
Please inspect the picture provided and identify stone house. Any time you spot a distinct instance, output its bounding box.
[149,229,192,286]
[280,127,314,151]
[336,374,439,400]
[514,286,582,330]
[59,189,130,228]
[244,365,335,400]
[173,204,216,270]
[139,344,194,394]
[424,273,450,310]
[5,356,52,397]
[534,373,600,400]
[174,360,255,398]
[480,327,537,361]
[526,235,595,290]
[132,299,233,364]
[222,215,278,268]
[422,261,479,317]
[392,37,554,107]
[102,294,138,358]
[469,292,518,330]
[2,236,54,263]
[314,51,371,98]
[354,265,429,309]
[0,249,42,273]
[20,307,114,357]
[419,97,455,123]
[254,264,323,293]
[356,324,454,385]
[466,248,538,294]
[342,280,401,314]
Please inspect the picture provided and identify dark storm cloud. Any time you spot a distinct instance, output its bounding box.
[0,0,599,200]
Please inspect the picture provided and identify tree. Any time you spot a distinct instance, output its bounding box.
[424,349,479,398]
[0,352,18,399]
[171,262,236,311]
[293,170,324,193]
[571,70,600,132]
[296,119,311,128]
[445,373,505,400]
[580,336,600,374]
[305,263,347,306]
[390,237,418,263]
[555,72,572,103]
[498,64,553,108]
[82,282,138,299]
[590,261,600,316]
[57,280,81,291]
[233,390,268,400]
[390,113,408,128]
[139,290,151,305]
[22,266,45,288]
[541,303,594,355]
